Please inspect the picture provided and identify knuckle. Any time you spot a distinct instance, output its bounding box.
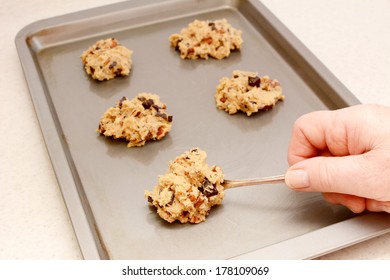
[317,162,335,192]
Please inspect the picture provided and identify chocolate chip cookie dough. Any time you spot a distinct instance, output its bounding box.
[81,38,133,81]
[169,18,243,59]
[215,70,284,116]
[98,93,173,147]
[145,148,225,224]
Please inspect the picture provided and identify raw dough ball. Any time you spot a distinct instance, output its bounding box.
[81,38,133,81]
[169,18,243,59]
[145,148,225,224]
[98,93,173,147]
[215,70,284,116]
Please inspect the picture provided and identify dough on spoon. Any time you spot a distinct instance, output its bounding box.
[145,148,225,224]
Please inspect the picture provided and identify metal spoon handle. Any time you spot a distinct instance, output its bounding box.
[222,174,285,190]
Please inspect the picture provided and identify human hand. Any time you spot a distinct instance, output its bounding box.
[285,104,390,213]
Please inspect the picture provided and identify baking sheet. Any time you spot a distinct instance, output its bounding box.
[15,0,390,259]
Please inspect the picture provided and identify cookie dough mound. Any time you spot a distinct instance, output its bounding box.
[169,18,243,59]
[215,70,284,116]
[98,93,173,147]
[81,38,133,81]
[145,148,225,224]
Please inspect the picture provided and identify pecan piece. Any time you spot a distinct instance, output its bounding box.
[157,126,165,137]
[220,97,227,103]
[201,37,213,44]
[144,131,153,141]
[194,196,204,208]
[110,38,118,48]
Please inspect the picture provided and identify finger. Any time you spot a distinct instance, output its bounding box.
[366,200,390,213]
[287,110,353,166]
[323,193,390,213]
[287,105,377,166]
[322,193,366,213]
[285,152,390,201]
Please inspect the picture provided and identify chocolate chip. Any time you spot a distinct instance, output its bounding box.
[156,112,168,120]
[98,123,106,134]
[198,178,218,198]
[248,76,261,87]
[152,105,160,112]
[89,66,95,74]
[166,194,175,206]
[155,112,173,122]
[142,99,154,109]
[137,96,146,102]
[208,22,216,31]
[261,105,274,111]
[109,61,117,69]
[118,96,127,108]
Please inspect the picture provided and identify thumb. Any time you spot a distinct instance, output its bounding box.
[285,154,379,199]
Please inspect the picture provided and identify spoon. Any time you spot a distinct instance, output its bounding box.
[222,174,285,190]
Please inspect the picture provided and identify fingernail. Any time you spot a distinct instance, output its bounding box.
[285,169,309,189]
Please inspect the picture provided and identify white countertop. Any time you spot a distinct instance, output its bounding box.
[1,0,390,259]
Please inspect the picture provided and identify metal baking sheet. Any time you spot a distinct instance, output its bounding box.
[16,0,390,259]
